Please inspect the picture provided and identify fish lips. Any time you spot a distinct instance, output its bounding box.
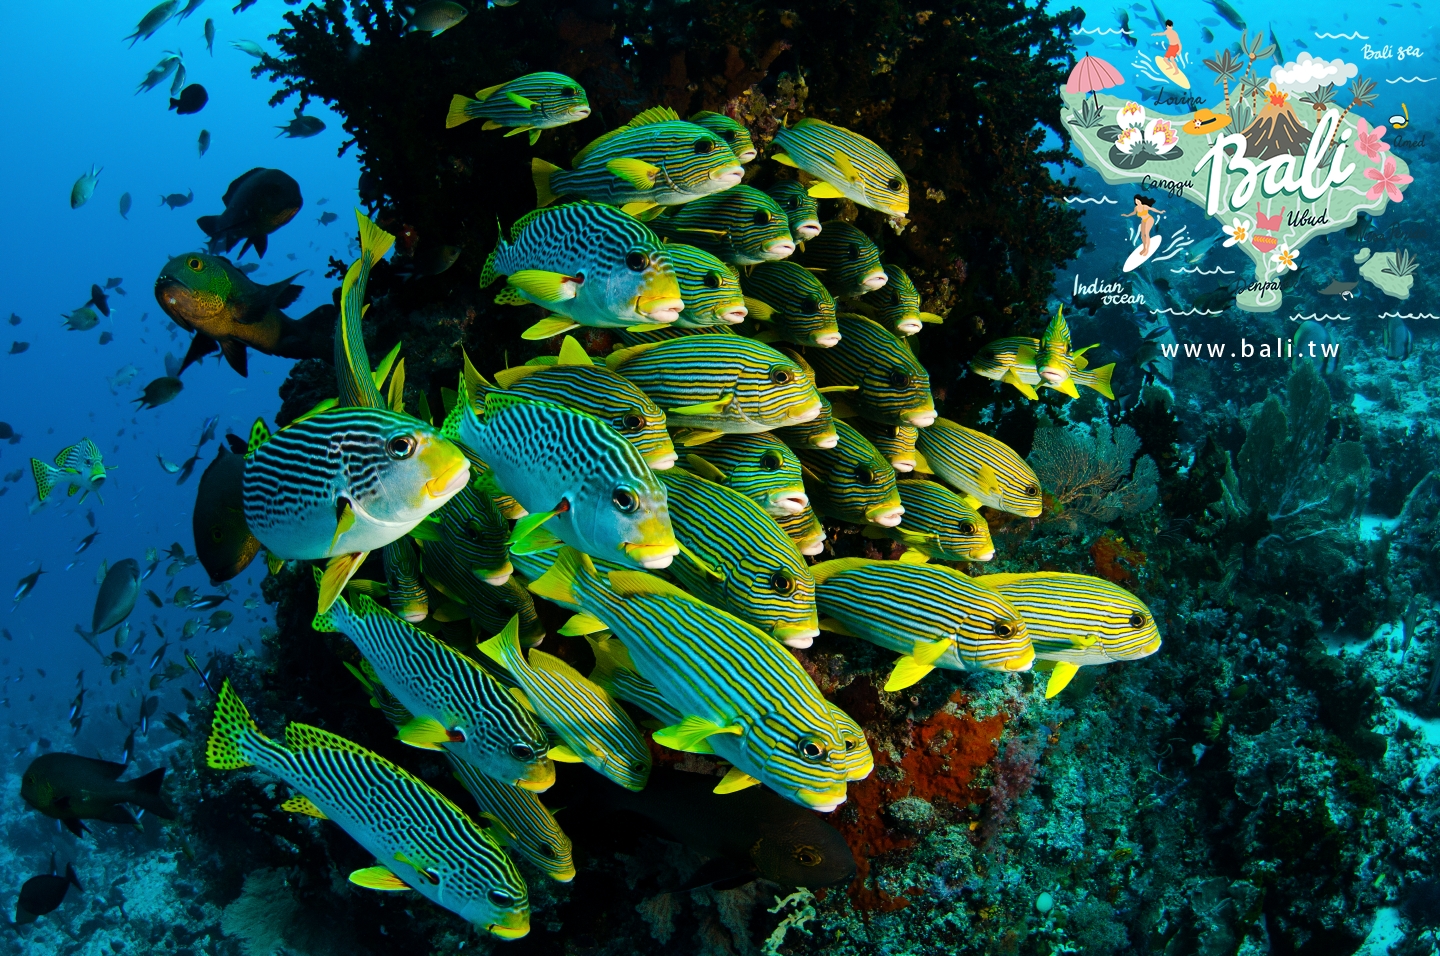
[709,165,744,186]
[424,457,471,500]
[794,222,822,240]
[865,504,905,528]
[901,408,936,428]
[469,560,514,587]
[765,492,809,516]
[764,239,796,259]
[621,540,679,569]
[894,316,923,335]
[773,623,820,649]
[637,295,684,324]
[810,330,841,347]
[645,449,679,471]
[860,270,889,291]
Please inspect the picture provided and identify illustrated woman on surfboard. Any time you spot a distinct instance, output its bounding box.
[1153,20,1180,61]
[1123,195,1164,257]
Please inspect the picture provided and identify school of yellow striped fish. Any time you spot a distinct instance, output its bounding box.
[204,72,1164,939]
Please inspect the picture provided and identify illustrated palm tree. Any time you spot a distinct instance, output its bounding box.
[1328,75,1378,151]
[1300,83,1337,126]
[1238,72,1267,118]
[1239,29,1276,111]
[1203,49,1242,118]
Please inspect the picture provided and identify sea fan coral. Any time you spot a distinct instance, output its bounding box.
[1028,422,1159,523]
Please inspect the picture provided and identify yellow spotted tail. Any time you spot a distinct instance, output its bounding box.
[206,679,266,771]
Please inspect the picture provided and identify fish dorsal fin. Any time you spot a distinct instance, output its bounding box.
[473,82,504,101]
[348,866,411,891]
[246,418,271,454]
[713,766,760,794]
[461,347,489,399]
[527,647,591,685]
[281,795,328,818]
[808,557,875,584]
[605,341,666,370]
[556,335,593,366]
[492,365,541,388]
[606,569,691,600]
[372,341,403,390]
[682,454,728,483]
[628,106,681,127]
[387,358,407,413]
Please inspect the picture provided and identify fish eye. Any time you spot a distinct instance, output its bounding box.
[847,244,860,261]
[210,526,225,542]
[780,196,798,210]
[800,297,819,312]
[768,570,794,593]
[797,738,827,762]
[619,413,645,432]
[752,209,772,226]
[958,522,975,536]
[509,743,535,760]
[793,846,823,866]
[760,451,783,471]
[993,621,1014,637]
[187,257,204,271]
[703,271,722,290]
[625,251,649,272]
[769,367,793,385]
[887,370,911,389]
[488,889,518,906]
[561,86,577,97]
[539,843,555,857]
[1128,612,1147,628]
[843,737,859,752]
[1024,484,1039,497]
[856,466,876,484]
[886,177,903,191]
[631,761,647,771]
[693,138,716,154]
[387,435,416,459]
[612,488,639,513]
[721,129,737,141]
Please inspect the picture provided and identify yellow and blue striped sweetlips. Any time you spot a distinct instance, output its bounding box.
[381,537,429,623]
[853,419,920,473]
[206,681,531,940]
[774,502,827,556]
[771,118,909,216]
[864,479,995,562]
[652,185,795,265]
[843,264,943,337]
[661,243,748,328]
[445,72,591,145]
[969,335,1115,402]
[812,558,1033,692]
[684,432,809,517]
[528,548,855,812]
[765,180,822,241]
[914,418,1042,517]
[791,221,888,298]
[739,259,840,348]
[808,313,936,428]
[796,420,904,528]
[690,110,756,163]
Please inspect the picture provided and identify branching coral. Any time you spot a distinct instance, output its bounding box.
[1028,422,1159,524]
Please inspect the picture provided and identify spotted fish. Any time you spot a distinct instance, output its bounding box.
[914,419,1041,516]
[446,72,591,145]
[770,118,909,216]
[530,549,860,811]
[738,260,840,348]
[651,186,795,265]
[658,466,819,648]
[765,181,822,241]
[791,221,888,298]
[974,572,1161,697]
[205,681,530,939]
[311,588,554,790]
[808,313,936,427]
[683,433,809,517]
[812,559,1033,690]
[479,617,651,791]
[796,420,903,528]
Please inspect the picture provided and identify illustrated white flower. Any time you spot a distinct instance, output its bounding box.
[1271,243,1299,272]
[1117,101,1146,129]
[1222,218,1252,248]
[1143,118,1179,154]
[1115,127,1144,154]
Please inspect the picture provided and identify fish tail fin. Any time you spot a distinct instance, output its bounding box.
[446,94,478,128]
[65,863,82,892]
[526,546,590,608]
[206,679,264,771]
[478,221,505,289]
[356,209,396,268]
[531,157,561,208]
[1085,363,1116,400]
[125,766,176,819]
[30,458,59,501]
[195,214,220,238]
[477,615,523,670]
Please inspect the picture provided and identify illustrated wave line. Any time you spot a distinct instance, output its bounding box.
[1379,311,1439,319]
[1314,31,1369,39]
[1386,77,1437,84]
[1288,313,1352,322]
[1151,307,1225,316]
[1076,27,1132,35]
[1064,196,1119,204]
[1170,265,1235,275]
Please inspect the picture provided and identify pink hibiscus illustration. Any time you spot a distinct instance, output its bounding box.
[1363,155,1412,203]
[1354,118,1391,164]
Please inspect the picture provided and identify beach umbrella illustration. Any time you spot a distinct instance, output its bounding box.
[1066,55,1125,109]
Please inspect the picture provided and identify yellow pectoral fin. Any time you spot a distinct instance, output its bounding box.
[396,715,452,751]
[678,429,725,447]
[771,151,799,168]
[625,323,668,333]
[318,552,368,615]
[911,449,934,474]
[508,270,580,304]
[280,796,327,819]
[919,312,945,325]
[1044,661,1081,699]
[714,766,761,794]
[742,297,775,320]
[818,617,856,637]
[1001,370,1039,400]
[831,150,862,184]
[559,612,607,636]
[884,655,934,691]
[668,395,732,417]
[327,500,357,554]
[911,639,952,667]
[522,316,581,341]
[606,158,661,190]
[620,201,661,217]
[976,464,1003,498]
[1049,378,1080,399]
[548,744,586,763]
[806,181,846,199]
[652,715,743,754]
[504,91,538,110]
[349,866,411,891]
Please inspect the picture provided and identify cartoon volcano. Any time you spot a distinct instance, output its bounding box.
[1241,86,1311,161]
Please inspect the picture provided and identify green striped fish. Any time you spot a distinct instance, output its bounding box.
[796,420,903,528]
[690,111,756,163]
[968,337,1114,401]
[828,706,873,781]
[311,590,554,790]
[771,118,909,216]
[863,479,995,562]
[606,335,822,442]
[791,221,887,298]
[658,467,819,648]
[974,572,1161,698]
[532,108,743,215]
[415,529,546,646]
[410,468,513,586]
[764,181,822,241]
[812,559,1032,691]
[683,433,808,517]
[382,538,429,623]
[585,633,683,724]
[773,349,839,450]
[479,617,651,791]
[347,660,575,882]
[615,324,737,347]
[738,260,840,348]
[455,384,679,570]
[652,186,795,265]
[808,313,936,428]
[477,203,683,341]
[774,503,827,556]
[853,420,919,473]
[844,265,942,336]
[445,72,590,145]
[1036,309,1072,386]
[242,409,470,560]
[529,549,855,811]
[491,337,678,470]
[662,243,748,328]
[206,681,530,939]
[914,419,1041,517]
